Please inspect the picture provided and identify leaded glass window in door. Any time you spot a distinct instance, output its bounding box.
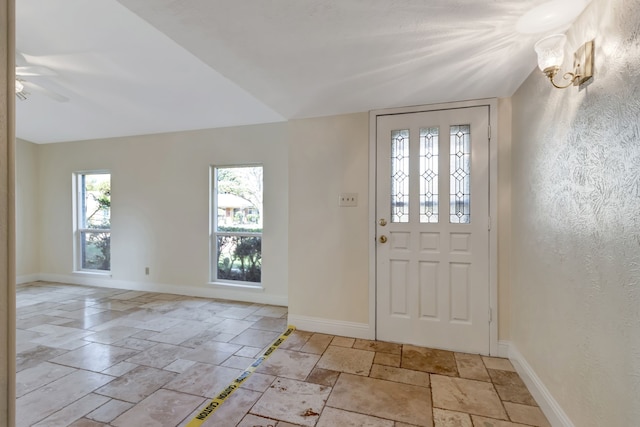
[450,125,471,223]
[391,129,409,223]
[420,127,439,223]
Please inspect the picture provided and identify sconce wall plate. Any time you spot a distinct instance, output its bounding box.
[573,40,594,86]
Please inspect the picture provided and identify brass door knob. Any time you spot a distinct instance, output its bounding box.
[379,218,387,226]
[379,235,388,244]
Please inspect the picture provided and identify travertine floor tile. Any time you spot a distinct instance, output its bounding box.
[402,345,458,376]
[235,345,263,358]
[253,305,288,318]
[16,371,114,427]
[251,377,331,426]
[32,394,110,427]
[49,342,139,372]
[431,375,507,420]
[95,365,177,403]
[331,336,355,347]
[83,326,140,345]
[181,388,263,427]
[257,348,320,380]
[164,363,241,397]
[86,399,134,423]
[278,330,313,350]
[300,333,334,354]
[16,282,550,427]
[111,389,204,427]
[230,328,280,347]
[327,373,433,427]
[237,414,280,427]
[306,367,340,387]
[209,318,255,335]
[16,345,68,372]
[370,364,430,387]
[455,353,491,382]
[126,343,192,369]
[147,320,210,345]
[482,356,516,372]
[251,317,288,332]
[487,369,526,386]
[241,372,277,392]
[433,408,472,427]
[374,352,401,367]
[222,355,256,370]
[494,383,537,406]
[354,339,402,355]
[316,345,375,375]
[503,402,551,427]
[16,361,76,398]
[317,407,394,427]
[101,361,139,377]
[68,419,109,427]
[470,416,531,427]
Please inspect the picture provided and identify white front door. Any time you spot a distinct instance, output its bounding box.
[375,106,490,354]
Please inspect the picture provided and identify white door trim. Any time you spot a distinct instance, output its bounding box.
[368,98,499,355]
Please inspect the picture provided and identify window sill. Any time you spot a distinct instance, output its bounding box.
[208,281,264,292]
[73,270,112,278]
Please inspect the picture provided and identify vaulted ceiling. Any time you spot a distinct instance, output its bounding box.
[15,0,590,143]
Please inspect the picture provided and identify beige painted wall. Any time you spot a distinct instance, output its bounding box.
[20,106,513,336]
[497,98,512,340]
[287,113,370,325]
[36,123,289,305]
[16,138,38,278]
[510,0,640,425]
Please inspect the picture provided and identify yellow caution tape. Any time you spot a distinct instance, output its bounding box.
[184,325,296,427]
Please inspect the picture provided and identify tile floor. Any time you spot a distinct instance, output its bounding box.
[16,282,551,427]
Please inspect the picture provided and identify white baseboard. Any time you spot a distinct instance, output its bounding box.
[287,314,373,339]
[35,273,288,307]
[16,274,40,285]
[497,340,510,358]
[503,341,575,427]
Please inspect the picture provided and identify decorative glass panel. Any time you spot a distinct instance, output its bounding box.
[450,125,471,223]
[391,129,410,223]
[420,127,439,223]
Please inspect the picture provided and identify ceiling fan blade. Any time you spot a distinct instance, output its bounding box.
[16,65,57,76]
[15,51,28,67]
[23,81,69,103]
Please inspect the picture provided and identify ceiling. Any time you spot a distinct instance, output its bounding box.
[15,0,590,144]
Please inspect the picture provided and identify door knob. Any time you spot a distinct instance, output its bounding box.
[379,235,388,244]
[379,218,387,226]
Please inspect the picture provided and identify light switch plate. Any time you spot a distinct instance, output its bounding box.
[339,193,358,207]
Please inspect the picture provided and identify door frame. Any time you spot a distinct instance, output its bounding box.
[368,98,499,356]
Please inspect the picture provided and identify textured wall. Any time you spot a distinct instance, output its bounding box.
[510,0,640,425]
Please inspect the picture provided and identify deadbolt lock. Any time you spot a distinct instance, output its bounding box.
[379,218,387,226]
[379,235,388,244]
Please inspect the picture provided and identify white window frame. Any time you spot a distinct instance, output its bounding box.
[209,164,263,289]
[73,170,111,274]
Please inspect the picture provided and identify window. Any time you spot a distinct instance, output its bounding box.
[211,165,263,285]
[75,172,111,272]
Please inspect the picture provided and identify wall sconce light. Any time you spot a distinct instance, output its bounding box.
[534,34,594,89]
